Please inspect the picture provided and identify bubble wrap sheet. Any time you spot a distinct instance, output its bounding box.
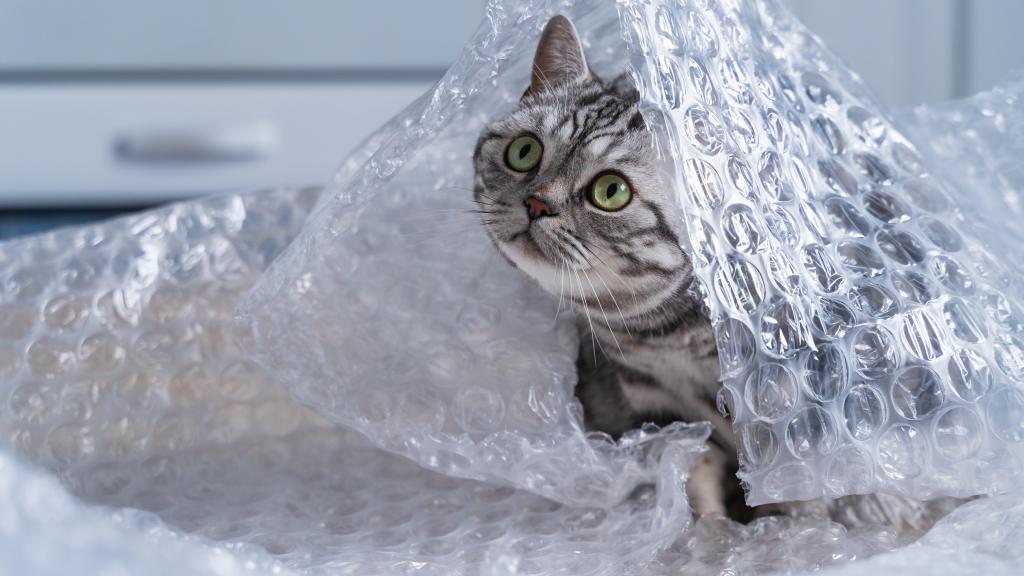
[2,0,1024,574]
[244,0,1024,506]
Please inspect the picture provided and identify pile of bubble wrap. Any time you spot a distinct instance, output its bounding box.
[3,0,1024,574]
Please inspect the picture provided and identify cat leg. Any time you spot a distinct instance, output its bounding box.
[686,442,730,517]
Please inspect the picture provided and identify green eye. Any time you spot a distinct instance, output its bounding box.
[589,172,632,211]
[505,135,543,172]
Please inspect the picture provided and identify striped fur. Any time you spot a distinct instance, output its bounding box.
[472,16,953,529]
[472,16,733,515]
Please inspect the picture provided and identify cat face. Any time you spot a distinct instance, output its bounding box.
[473,15,692,319]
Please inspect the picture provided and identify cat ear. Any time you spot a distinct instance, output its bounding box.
[608,72,640,102]
[525,15,590,98]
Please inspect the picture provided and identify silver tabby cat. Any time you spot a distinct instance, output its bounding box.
[473,14,956,529]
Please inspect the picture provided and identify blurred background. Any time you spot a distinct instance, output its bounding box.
[0,0,1021,238]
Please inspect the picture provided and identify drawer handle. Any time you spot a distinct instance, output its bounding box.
[113,124,276,164]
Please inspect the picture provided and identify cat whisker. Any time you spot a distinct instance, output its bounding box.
[570,266,602,360]
[554,257,567,329]
[573,240,639,331]
[588,267,632,338]
[576,241,642,312]
[581,267,625,359]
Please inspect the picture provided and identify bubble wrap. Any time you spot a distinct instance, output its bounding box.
[3,0,1024,574]
[242,0,1024,507]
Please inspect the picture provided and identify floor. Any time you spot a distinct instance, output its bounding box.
[0,208,137,241]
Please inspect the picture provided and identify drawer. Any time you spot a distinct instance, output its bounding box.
[0,82,432,206]
[0,0,483,71]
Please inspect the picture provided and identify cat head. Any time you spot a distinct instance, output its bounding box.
[473,15,693,322]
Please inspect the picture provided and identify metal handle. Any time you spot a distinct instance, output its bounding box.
[113,124,276,164]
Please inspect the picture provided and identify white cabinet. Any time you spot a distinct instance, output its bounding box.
[0,1,483,71]
[0,1,483,205]
[787,0,1024,107]
[1,1,1022,206]
[0,83,431,206]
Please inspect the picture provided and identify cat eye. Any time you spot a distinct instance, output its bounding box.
[505,135,543,172]
[588,172,632,211]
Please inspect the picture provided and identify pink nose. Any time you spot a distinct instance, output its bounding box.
[525,196,552,220]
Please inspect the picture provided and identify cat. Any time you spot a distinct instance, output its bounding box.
[473,14,956,529]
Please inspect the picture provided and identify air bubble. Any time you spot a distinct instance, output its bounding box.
[934,407,984,461]
[766,252,803,294]
[825,447,874,495]
[890,270,937,304]
[843,385,886,441]
[824,197,872,238]
[786,405,839,459]
[762,108,786,149]
[878,424,928,480]
[930,256,975,295]
[853,326,900,380]
[978,288,1021,332]
[656,57,684,109]
[837,241,885,278]
[875,228,925,265]
[717,385,738,420]
[722,204,765,254]
[683,158,724,210]
[810,298,856,340]
[947,349,992,402]
[802,71,842,109]
[890,137,929,173]
[863,190,911,224]
[900,309,947,361]
[818,158,858,196]
[688,57,720,106]
[689,218,718,267]
[713,258,766,313]
[654,5,684,51]
[744,363,798,421]
[994,334,1024,381]
[714,318,756,376]
[759,297,808,358]
[847,106,887,145]
[683,105,725,155]
[740,421,779,468]
[987,387,1024,443]
[802,244,844,293]
[853,153,894,186]
[800,202,830,243]
[804,343,848,402]
[763,205,799,247]
[811,115,844,154]
[687,9,720,56]
[763,462,817,501]
[848,283,899,319]
[727,156,755,198]
[721,58,755,105]
[892,366,944,421]
[943,298,988,343]
[758,150,793,202]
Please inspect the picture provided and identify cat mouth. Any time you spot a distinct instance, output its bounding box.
[507,225,551,261]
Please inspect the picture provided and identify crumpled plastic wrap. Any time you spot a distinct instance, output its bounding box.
[2,0,1024,574]
[620,0,1024,504]
[243,0,1024,506]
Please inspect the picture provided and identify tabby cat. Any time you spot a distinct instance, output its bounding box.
[473,14,953,528]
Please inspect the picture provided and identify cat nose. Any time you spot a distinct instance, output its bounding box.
[524,196,553,220]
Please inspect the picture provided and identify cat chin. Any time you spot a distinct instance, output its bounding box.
[497,236,564,296]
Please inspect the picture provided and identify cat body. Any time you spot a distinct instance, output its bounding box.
[473,14,952,528]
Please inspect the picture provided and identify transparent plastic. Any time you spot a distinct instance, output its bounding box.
[244,0,1024,506]
[1,0,1024,574]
